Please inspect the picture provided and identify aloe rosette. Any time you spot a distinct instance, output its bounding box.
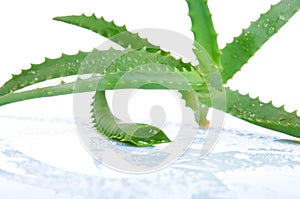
[0,0,299,146]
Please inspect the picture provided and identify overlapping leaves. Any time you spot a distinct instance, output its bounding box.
[0,0,299,145]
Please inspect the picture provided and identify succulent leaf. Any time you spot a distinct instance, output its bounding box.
[186,0,221,67]
[221,0,300,82]
[224,88,300,138]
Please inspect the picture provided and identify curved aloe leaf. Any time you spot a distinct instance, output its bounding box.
[221,0,300,82]
[92,91,170,146]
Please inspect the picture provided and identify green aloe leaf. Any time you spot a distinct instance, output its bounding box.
[221,0,300,82]
[53,14,156,49]
[186,0,223,125]
[224,88,300,138]
[180,90,210,126]
[186,0,221,67]
[92,91,170,146]
[0,51,87,96]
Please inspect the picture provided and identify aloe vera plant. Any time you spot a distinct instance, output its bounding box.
[0,0,299,146]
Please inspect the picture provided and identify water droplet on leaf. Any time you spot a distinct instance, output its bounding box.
[268,27,275,35]
[278,15,285,21]
[242,46,249,52]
